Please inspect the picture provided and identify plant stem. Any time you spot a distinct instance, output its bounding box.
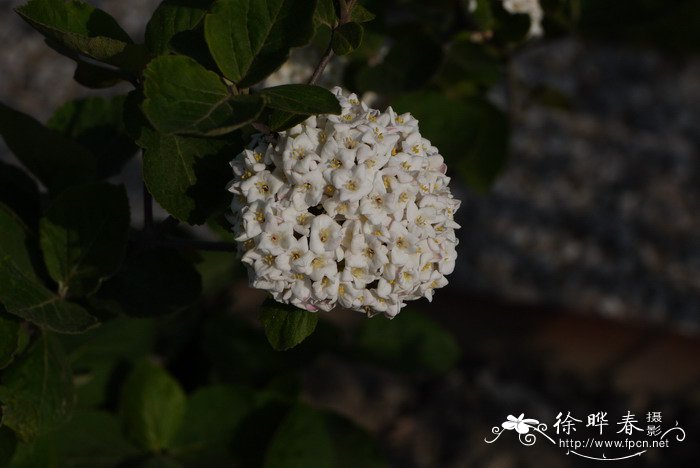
[308,0,358,86]
[308,40,335,85]
[143,182,154,232]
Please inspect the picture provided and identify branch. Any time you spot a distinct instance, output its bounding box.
[143,182,154,232]
[308,0,358,85]
[308,39,335,85]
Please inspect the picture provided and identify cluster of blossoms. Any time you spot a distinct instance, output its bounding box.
[227,88,460,317]
[469,0,544,38]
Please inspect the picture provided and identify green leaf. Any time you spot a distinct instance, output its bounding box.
[260,299,318,351]
[262,405,386,468]
[119,360,187,452]
[99,249,202,317]
[332,22,364,55]
[0,426,17,467]
[0,333,75,441]
[268,111,313,132]
[350,4,375,23]
[264,405,334,468]
[0,203,37,278]
[172,385,256,465]
[204,0,317,87]
[464,0,494,31]
[0,258,99,334]
[15,0,149,73]
[73,60,126,89]
[355,308,461,374]
[0,102,96,193]
[436,38,503,90]
[143,55,265,136]
[48,96,137,178]
[0,162,41,230]
[356,33,442,94]
[61,317,155,408]
[392,93,509,191]
[146,0,214,55]
[142,132,239,224]
[314,0,337,27]
[53,410,138,467]
[260,85,341,115]
[0,310,24,370]
[40,183,130,298]
[6,410,139,468]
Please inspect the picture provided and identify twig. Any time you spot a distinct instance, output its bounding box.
[308,40,335,85]
[143,182,154,233]
[308,0,358,85]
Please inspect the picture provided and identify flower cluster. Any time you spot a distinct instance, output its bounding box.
[227,88,460,317]
[502,0,543,37]
[469,0,544,38]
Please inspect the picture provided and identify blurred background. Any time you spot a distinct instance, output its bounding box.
[1,0,699,466]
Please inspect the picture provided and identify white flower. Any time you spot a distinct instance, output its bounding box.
[228,88,461,316]
[468,0,544,38]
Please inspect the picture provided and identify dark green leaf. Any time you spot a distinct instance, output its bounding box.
[7,410,138,468]
[204,0,317,87]
[73,60,126,89]
[143,55,265,136]
[436,39,503,90]
[350,4,375,23]
[315,0,337,27]
[260,85,341,115]
[0,426,17,467]
[263,405,334,468]
[40,183,130,298]
[355,308,461,374]
[392,93,509,191]
[146,0,214,55]
[0,203,36,278]
[493,1,531,43]
[262,405,385,468]
[0,258,99,334]
[464,0,495,31]
[169,29,221,73]
[99,249,202,317]
[0,102,96,192]
[260,299,318,351]
[119,360,187,452]
[202,315,291,384]
[55,410,139,467]
[137,457,184,468]
[61,317,155,408]
[172,385,256,465]
[356,33,442,94]
[325,413,386,468]
[332,22,364,55]
[48,96,137,178]
[268,111,313,132]
[142,131,239,224]
[0,309,24,370]
[15,0,149,73]
[0,333,75,440]
[0,162,41,230]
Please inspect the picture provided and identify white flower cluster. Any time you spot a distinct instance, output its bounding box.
[227,88,460,317]
[469,0,544,38]
[502,0,543,37]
